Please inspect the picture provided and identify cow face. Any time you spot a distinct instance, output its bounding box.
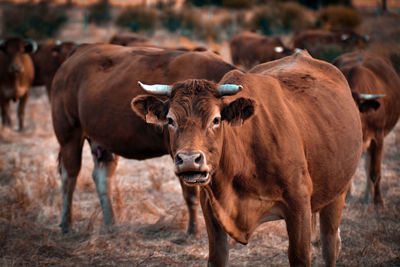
[0,37,36,74]
[132,80,255,186]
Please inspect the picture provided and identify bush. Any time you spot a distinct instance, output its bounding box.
[116,7,158,33]
[317,5,361,30]
[222,0,254,9]
[2,1,68,40]
[87,0,112,25]
[248,3,314,35]
[297,0,351,9]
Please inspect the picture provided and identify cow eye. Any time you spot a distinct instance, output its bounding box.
[167,117,175,127]
[212,116,221,127]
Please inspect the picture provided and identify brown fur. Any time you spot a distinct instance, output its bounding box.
[132,50,363,266]
[0,37,35,131]
[333,52,400,205]
[292,29,369,56]
[230,31,293,71]
[51,44,237,234]
[32,41,76,98]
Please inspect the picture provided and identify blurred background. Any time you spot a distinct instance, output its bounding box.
[0,0,399,69]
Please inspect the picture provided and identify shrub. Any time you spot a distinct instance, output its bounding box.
[317,5,361,30]
[276,2,314,33]
[87,0,112,25]
[247,3,314,35]
[222,0,254,9]
[116,7,158,33]
[2,1,68,40]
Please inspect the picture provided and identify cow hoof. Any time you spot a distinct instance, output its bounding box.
[59,223,71,234]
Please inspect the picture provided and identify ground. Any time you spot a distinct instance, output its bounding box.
[0,82,399,266]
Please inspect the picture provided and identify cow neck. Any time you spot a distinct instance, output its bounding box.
[203,125,265,245]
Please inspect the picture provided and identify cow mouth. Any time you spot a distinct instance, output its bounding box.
[178,171,210,185]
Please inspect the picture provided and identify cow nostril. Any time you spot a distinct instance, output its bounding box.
[194,154,202,164]
[175,154,183,166]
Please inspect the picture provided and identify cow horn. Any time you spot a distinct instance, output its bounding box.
[138,81,171,96]
[218,84,243,96]
[359,94,385,100]
[25,39,38,53]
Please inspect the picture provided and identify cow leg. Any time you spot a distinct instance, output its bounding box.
[319,190,347,267]
[89,140,118,226]
[17,93,28,131]
[363,138,384,206]
[200,190,228,267]
[285,200,312,267]
[1,101,11,127]
[58,130,84,234]
[178,179,200,236]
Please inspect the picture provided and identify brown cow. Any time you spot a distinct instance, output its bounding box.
[51,44,237,234]
[32,41,76,98]
[0,37,35,131]
[109,32,154,47]
[292,29,369,61]
[333,52,400,205]
[229,31,293,71]
[132,50,363,266]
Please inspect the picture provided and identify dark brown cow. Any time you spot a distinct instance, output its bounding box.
[132,50,362,266]
[109,32,154,47]
[333,52,400,205]
[32,41,76,98]
[51,44,237,234]
[0,37,35,131]
[229,31,293,71]
[292,29,369,60]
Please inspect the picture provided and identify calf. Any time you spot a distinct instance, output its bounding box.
[0,37,35,131]
[333,52,400,205]
[132,50,363,266]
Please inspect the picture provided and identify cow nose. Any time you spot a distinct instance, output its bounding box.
[175,151,205,171]
[9,64,22,73]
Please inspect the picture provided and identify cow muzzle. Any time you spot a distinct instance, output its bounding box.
[174,151,210,186]
[8,64,23,73]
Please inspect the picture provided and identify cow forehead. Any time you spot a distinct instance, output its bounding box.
[169,80,221,122]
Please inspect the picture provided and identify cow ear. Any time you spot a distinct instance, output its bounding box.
[131,95,168,125]
[359,100,381,113]
[351,92,382,113]
[221,97,256,126]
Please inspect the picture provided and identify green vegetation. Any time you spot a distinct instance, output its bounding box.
[2,1,68,39]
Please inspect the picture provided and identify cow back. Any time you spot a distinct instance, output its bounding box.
[51,44,236,159]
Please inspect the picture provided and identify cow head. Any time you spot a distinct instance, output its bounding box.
[351,92,384,113]
[132,80,255,186]
[0,37,36,74]
[51,41,76,64]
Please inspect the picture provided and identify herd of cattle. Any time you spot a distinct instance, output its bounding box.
[0,28,399,266]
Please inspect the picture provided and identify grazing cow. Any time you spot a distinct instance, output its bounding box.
[132,50,363,266]
[51,44,237,235]
[109,32,154,47]
[32,41,76,98]
[0,37,35,131]
[229,31,293,70]
[333,52,400,205]
[292,29,369,61]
